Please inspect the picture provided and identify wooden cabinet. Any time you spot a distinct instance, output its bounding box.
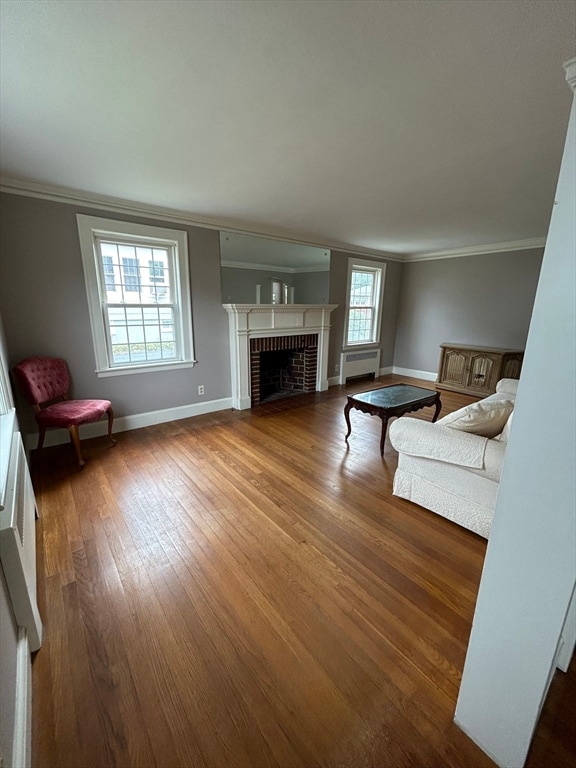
[436,343,523,396]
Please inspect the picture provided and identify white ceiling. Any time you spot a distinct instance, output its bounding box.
[1,0,575,257]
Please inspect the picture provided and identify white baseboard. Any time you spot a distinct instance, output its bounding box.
[24,396,233,452]
[329,366,416,387]
[24,372,437,451]
[556,586,576,673]
[392,366,437,381]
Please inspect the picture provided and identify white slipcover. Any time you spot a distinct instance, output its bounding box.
[389,382,518,538]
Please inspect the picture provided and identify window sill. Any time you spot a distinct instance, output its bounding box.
[343,341,381,350]
[96,360,197,378]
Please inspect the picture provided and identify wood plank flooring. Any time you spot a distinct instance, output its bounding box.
[29,375,575,768]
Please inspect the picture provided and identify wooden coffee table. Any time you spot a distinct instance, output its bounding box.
[344,383,442,455]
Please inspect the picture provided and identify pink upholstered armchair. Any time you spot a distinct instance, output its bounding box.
[12,356,116,467]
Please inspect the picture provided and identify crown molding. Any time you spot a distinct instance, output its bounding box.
[221,260,295,273]
[221,260,329,273]
[292,265,331,273]
[0,176,547,265]
[404,237,546,262]
[565,57,576,91]
[0,176,405,263]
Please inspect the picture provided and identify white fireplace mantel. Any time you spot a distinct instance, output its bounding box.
[223,304,338,410]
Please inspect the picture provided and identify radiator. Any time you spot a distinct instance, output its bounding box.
[339,349,381,384]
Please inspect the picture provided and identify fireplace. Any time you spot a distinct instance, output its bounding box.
[250,334,318,404]
[223,304,337,410]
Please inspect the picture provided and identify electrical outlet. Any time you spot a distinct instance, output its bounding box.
[335,363,340,372]
[198,385,204,395]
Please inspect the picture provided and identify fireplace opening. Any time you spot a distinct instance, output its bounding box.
[260,349,305,402]
[250,334,318,406]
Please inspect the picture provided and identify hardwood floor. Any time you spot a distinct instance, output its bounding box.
[29,375,575,768]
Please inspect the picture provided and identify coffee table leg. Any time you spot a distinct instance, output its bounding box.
[432,394,442,422]
[344,401,353,443]
[379,415,390,456]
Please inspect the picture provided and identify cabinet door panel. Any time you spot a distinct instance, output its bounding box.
[442,350,469,385]
[502,356,523,379]
[469,353,498,393]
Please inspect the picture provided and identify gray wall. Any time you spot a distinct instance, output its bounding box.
[0,191,545,434]
[0,193,230,433]
[221,267,293,304]
[328,250,402,379]
[393,249,544,374]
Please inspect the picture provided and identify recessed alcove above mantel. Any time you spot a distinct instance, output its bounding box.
[223,304,337,410]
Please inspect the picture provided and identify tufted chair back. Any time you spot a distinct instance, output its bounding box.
[12,356,71,408]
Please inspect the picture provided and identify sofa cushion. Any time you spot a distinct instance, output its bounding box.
[495,411,514,442]
[437,398,514,438]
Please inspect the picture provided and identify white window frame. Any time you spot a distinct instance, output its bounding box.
[77,215,195,377]
[343,258,385,348]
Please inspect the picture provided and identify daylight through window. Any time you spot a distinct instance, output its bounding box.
[77,216,194,376]
[345,260,384,346]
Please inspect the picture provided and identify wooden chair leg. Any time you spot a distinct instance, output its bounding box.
[37,425,46,451]
[107,407,117,446]
[68,425,85,467]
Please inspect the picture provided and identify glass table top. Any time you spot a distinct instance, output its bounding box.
[349,384,437,408]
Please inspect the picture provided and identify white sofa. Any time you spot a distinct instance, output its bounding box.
[388,379,519,538]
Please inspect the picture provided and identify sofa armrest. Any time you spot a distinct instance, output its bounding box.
[496,378,519,396]
[389,417,488,469]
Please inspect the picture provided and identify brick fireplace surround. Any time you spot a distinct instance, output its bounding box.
[250,334,318,405]
[223,304,337,410]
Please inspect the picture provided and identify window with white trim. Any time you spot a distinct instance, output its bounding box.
[77,215,195,376]
[344,259,385,346]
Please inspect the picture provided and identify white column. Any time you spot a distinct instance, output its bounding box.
[455,58,576,768]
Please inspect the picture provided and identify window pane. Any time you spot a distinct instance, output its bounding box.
[148,259,165,282]
[122,256,141,295]
[152,249,171,303]
[146,252,171,303]
[350,270,374,306]
[106,305,177,365]
[101,243,122,301]
[347,308,373,344]
[98,240,173,306]
[102,255,116,290]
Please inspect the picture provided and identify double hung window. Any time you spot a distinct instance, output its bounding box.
[344,259,385,346]
[77,215,195,376]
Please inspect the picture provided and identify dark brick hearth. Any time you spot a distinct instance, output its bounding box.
[250,334,318,405]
